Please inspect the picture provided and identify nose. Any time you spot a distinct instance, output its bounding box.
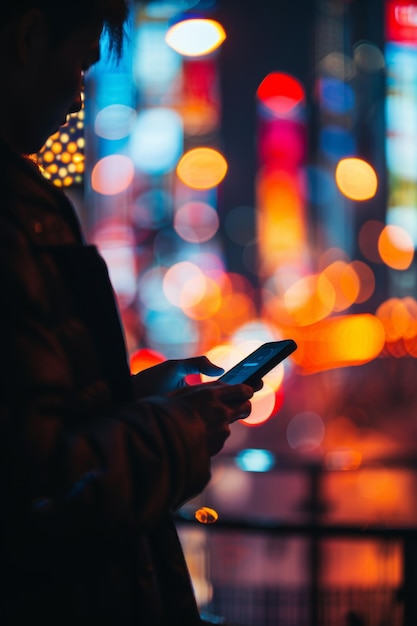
[68,76,85,115]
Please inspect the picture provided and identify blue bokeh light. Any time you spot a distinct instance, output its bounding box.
[235,449,275,473]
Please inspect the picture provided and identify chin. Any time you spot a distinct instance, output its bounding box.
[28,143,47,156]
[13,124,53,156]
[22,138,49,158]
[32,128,59,155]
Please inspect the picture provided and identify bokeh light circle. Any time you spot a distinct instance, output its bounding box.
[162,262,204,307]
[287,412,325,451]
[378,225,414,270]
[257,72,305,116]
[95,104,136,140]
[194,507,219,524]
[240,383,279,427]
[359,220,385,263]
[177,147,228,189]
[174,201,219,243]
[130,347,166,374]
[165,18,226,57]
[91,154,134,195]
[353,41,385,73]
[350,260,375,304]
[335,158,378,201]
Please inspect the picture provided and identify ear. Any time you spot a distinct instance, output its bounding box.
[16,9,49,63]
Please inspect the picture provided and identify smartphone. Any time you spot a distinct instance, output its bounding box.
[218,339,297,387]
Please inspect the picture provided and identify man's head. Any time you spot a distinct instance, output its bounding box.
[0,0,130,154]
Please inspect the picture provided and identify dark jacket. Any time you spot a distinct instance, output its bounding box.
[0,143,210,625]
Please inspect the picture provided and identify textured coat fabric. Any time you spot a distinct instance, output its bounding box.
[0,143,210,625]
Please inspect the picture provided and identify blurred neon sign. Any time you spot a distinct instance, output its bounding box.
[386,1,417,44]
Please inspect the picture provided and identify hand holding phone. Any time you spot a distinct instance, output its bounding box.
[218,339,297,388]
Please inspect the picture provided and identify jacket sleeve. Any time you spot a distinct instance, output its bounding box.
[0,221,211,539]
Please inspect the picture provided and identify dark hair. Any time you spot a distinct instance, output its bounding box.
[2,0,131,57]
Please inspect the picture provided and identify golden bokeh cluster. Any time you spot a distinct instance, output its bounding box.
[37,109,85,187]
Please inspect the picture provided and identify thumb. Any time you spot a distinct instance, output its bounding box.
[182,356,224,377]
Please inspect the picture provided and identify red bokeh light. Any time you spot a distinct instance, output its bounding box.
[130,348,166,374]
[257,72,305,116]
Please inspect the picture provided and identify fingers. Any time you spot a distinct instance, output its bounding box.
[211,381,254,402]
[208,422,231,456]
[188,381,254,420]
[211,382,253,424]
[227,395,253,423]
[250,378,264,393]
[169,380,254,455]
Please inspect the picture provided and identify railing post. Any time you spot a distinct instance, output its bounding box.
[402,537,417,626]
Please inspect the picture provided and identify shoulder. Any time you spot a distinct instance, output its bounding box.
[0,153,83,246]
